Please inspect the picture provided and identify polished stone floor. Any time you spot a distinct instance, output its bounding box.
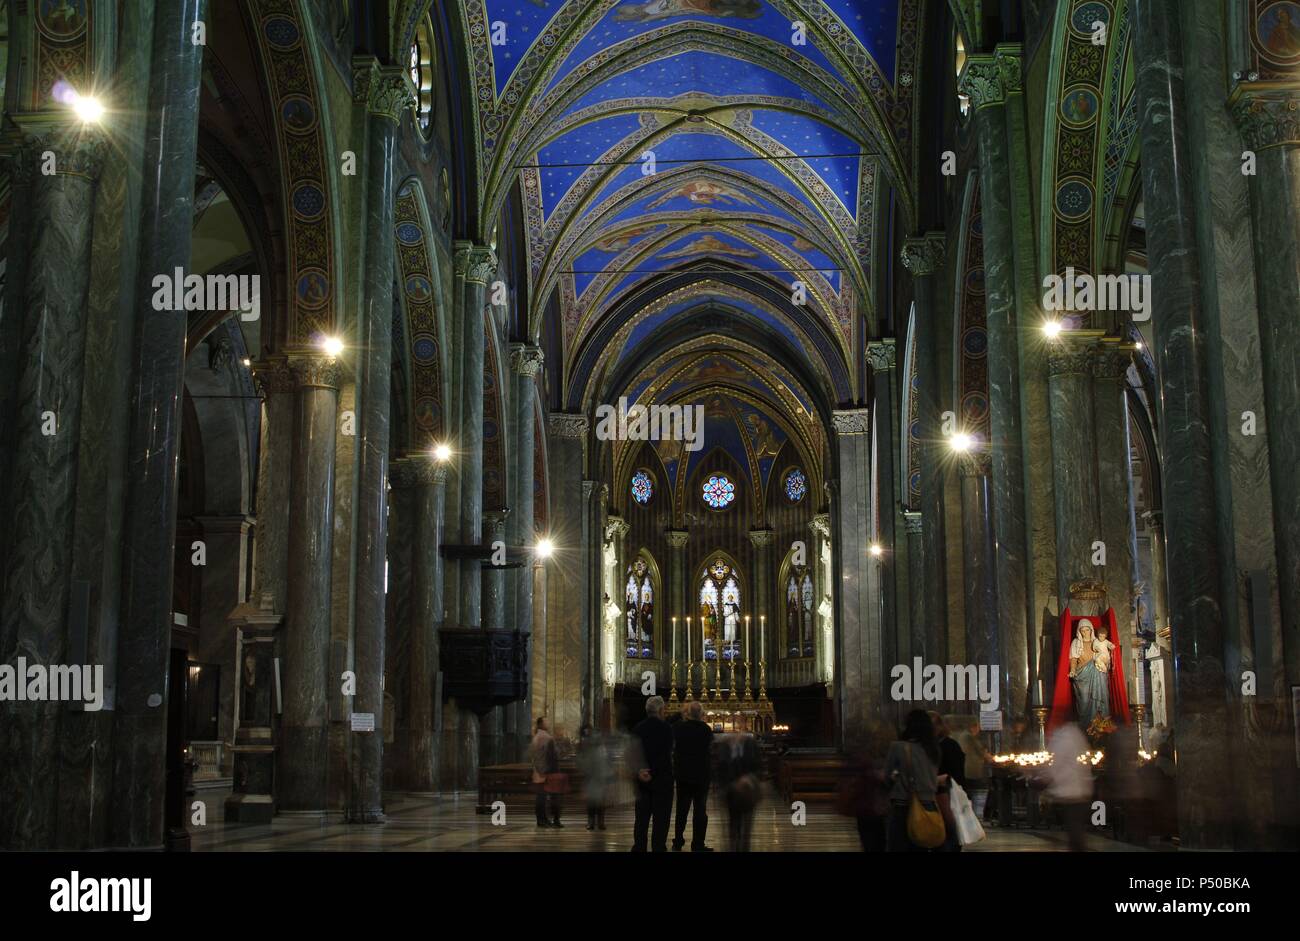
[190,789,1147,852]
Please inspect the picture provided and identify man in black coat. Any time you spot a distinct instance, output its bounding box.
[672,700,714,851]
[630,695,675,852]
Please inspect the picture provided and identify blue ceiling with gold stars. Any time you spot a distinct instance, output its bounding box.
[463,1,920,395]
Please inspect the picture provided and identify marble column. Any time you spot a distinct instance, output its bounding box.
[901,235,949,668]
[903,511,925,692]
[106,0,208,848]
[1132,0,1232,848]
[479,509,509,766]
[667,529,690,691]
[349,62,412,825]
[1046,336,1104,602]
[544,413,588,737]
[509,344,542,751]
[398,457,446,792]
[0,129,103,850]
[959,453,1001,704]
[1092,345,1138,640]
[276,354,343,814]
[1234,91,1300,697]
[960,55,1036,719]
[868,340,901,681]
[453,243,497,630]
[747,530,774,669]
[832,409,876,746]
[583,480,602,727]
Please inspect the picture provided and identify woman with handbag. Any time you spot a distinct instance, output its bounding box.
[883,709,946,852]
[530,717,564,829]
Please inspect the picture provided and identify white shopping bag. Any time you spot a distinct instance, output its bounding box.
[949,781,987,846]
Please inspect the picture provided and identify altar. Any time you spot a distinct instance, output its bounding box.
[664,612,776,733]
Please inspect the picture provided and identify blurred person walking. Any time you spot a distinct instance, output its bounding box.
[951,715,993,818]
[929,711,966,852]
[884,709,945,851]
[1040,722,1094,851]
[530,717,563,829]
[838,721,892,851]
[577,725,612,831]
[719,728,761,852]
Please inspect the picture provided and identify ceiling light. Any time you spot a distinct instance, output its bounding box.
[535,538,555,560]
[949,432,973,453]
[320,335,344,358]
[432,443,452,462]
[1042,320,1063,339]
[71,92,105,123]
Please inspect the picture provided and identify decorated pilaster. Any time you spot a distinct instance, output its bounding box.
[349,60,413,825]
[0,128,104,850]
[831,408,875,745]
[900,235,949,669]
[1132,0,1232,847]
[544,413,588,736]
[867,339,902,681]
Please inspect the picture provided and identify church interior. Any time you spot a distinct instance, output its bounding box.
[1,0,1298,856]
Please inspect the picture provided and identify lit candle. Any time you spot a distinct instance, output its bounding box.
[672,616,677,661]
[745,615,750,658]
[760,614,765,655]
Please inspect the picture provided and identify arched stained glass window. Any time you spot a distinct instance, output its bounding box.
[699,559,741,662]
[784,566,815,658]
[702,474,735,509]
[625,556,655,659]
[784,468,807,502]
[630,469,653,504]
[409,18,435,134]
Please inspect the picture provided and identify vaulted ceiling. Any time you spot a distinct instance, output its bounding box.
[461,0,920,407]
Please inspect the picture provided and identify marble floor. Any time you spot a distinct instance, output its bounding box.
[190,790,1148,852]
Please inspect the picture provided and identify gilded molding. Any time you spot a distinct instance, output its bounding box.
[867,338,897,371]
[509,343,545,377]
[900,234,946,276]
[1232,93,1300,151]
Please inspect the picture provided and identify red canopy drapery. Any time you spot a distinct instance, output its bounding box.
[1048,607,1131,731]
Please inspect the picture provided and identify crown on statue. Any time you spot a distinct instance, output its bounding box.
[1068,579,1107,602]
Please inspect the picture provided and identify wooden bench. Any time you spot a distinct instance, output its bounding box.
[776,752,845,805]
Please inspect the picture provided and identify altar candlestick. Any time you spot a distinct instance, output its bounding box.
[760,614,765,654]
[745,615,750,658]
[672,616,677,662]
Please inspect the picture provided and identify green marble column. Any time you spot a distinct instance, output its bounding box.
[544,413,588,736]
[1133,0,1233,848]
[900,235,949,668]
[959,452,1001,711]
[903,510,925,690]
[1234,90,1300,699]
[832,408,876,745]
[1046,335,1104,602]
[0,128,103,850]
[868,340,901,681]
[349,62,412,825]
[960,54,1035,718]
[1092,345,1138,647]
[509,344,542,752]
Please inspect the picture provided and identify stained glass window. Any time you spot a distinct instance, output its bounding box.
[409,19,435,135]
[702,474,735,509]
[630,470,653,504]
[785,468,807,502]
[699,560,741,662]
[784,565,815,658]
[625,556,655,659]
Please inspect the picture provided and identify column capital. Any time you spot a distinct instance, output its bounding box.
[831,408,870,436]
[352,58,415,123]
[287,352,344,390]
[1091,344,1134,379]
[809,514,831,539]
[900,234,946,275]
[904,510,923,535]
[1231,90,1300,152]
[4,122,106,182]
[484,508,511,534]
[748,528,775,548]
[958,55,1007,111]
[453,242,498,285]
[993,43,1023,94]
[547,412,589,438]
[605,516,631,542]
[509,343,545,377]
[958,450,993,478]
[665,529,690,549]
[389,456,448,488]
[1047,343,1097,377]
[867,338,897,372]
[251,357,297,396]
